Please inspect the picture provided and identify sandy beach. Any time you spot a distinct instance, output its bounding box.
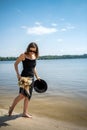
[0,108,87,130]
[0,92,87,130]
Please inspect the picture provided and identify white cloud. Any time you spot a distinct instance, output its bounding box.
[51,23,57,26]
[21,22,75,35]
[66,25,75,30]
[60,24,75,32]
[57,38,63,42]
[35,22,41,25]
[23,25,57,35]
[61,28,67,32]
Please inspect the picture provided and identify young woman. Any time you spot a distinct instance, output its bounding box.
[8,42,40,118]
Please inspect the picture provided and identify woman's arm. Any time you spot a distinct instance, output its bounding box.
[33,67,40,80]
[14,53,25,80]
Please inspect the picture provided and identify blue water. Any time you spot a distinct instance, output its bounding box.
[0,59,87,98]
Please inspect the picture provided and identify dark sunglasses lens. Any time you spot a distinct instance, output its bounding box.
[29,50,36,53]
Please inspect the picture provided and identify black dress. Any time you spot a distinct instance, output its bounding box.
[19,58,36,99]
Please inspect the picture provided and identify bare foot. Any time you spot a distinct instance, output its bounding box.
[22,113,32,118]
[8,106,13,116]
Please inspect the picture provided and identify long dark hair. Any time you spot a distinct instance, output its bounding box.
[25,42,39,58]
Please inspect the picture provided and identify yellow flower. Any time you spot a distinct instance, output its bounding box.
[18,77,32,94]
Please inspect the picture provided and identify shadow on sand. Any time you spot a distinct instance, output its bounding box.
[0,114,22,128]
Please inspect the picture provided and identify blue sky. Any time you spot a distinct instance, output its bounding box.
[0,0,87,56]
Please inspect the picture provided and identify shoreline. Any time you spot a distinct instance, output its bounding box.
[0,93,87,128]
[0,108,87,130]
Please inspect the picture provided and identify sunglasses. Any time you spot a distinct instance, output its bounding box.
[29,50,36,53]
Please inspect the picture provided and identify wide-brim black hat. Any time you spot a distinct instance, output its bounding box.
[34,79,48,93]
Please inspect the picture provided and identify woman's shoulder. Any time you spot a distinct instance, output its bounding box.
[19,53,26,61]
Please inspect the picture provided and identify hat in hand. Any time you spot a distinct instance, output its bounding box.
[34,79,48,93]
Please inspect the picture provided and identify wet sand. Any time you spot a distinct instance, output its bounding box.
[0,91,87,130]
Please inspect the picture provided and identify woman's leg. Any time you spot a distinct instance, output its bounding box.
[23,97,32,118]
[8,94,24,116]
[22,81,34,118]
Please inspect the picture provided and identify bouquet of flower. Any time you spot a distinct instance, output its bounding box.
[18,77,32,95]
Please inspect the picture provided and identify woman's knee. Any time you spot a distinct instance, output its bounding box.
[19,94,25,99]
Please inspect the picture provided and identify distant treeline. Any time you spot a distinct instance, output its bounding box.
[0,54,87,61]
[39,54,87,60]
[0,57,17,61]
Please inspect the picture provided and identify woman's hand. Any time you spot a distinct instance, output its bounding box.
[17,74,21,81]
[37,76,41,81]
